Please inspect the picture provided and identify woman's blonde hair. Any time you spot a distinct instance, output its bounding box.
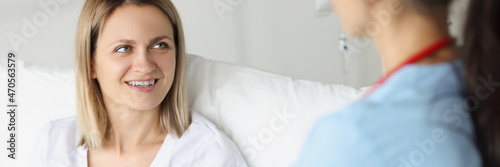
[75,0,190,150]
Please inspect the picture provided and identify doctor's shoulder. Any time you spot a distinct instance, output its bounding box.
[30,116,81,167]
[184,112,248,167]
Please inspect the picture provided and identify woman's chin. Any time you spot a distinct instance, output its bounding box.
[127,102,162,112]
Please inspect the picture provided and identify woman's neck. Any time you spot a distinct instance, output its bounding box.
[104,105,166,154]
[372,9,455,74]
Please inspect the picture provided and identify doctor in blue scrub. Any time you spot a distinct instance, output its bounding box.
[294,0,500,166]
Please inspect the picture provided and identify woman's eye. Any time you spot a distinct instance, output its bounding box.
[152,42,169,49]
[115,46,131,53]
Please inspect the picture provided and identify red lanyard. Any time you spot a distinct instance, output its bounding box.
[363,37,454,99]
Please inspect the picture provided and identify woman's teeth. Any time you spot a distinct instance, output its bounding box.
[126,79,156,87]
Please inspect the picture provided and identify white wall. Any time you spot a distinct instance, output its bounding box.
[0,0,470,88]
[0,0,80,68]
[0,0,385,89]
[232,0,383,88]
[173,0,383,88]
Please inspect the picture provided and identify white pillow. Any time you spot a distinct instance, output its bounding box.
[185,55,367,166]
[0,58,76,167]
[0,54,367,167]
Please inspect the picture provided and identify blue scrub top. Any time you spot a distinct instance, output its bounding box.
[293,61,481,167]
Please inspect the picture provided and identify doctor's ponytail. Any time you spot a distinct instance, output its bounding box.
[462,0,500,166]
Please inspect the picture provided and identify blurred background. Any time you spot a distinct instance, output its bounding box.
[0,0,471,166]
[0,0,470,88]
[1,0,379,89]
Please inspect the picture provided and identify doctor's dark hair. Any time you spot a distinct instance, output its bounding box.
[75,0,189,150]
[462,0,500,166]
[411,0,500,166]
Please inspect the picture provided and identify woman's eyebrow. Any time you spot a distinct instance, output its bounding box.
[150,35,173,43]
[109,36,173,47]
[110,39,135,47]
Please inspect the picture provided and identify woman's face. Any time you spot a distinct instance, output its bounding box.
[330,0,371,37]
[93,4,176,111]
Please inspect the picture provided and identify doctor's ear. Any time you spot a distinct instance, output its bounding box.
[366,0,397,10]
[366,0,382,5]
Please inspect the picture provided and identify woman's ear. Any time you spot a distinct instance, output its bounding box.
[91,60,97,79]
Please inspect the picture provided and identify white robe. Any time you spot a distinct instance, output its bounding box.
[30,112,248,167]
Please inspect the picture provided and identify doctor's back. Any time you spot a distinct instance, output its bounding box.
[294,0,500,166]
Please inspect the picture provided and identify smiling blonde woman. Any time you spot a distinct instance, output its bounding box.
[30,0,247,166]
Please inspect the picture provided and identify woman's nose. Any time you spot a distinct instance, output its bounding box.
[132,50,157,74]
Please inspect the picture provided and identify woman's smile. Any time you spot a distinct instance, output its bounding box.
[125,78,160,93]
